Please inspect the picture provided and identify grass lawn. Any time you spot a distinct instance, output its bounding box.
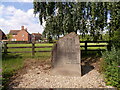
[2,54,24,87]
[2,42,108,88]
[7,42,108,52]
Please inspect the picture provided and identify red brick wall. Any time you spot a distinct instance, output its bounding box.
[10,30,30,42]
[17,30,29,41]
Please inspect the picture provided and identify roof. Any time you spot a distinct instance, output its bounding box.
[32,33,42,37]
[0,30,3,40]
[9,30,20,35]
[0,29,2,33]
[0,29,5,35]
[0,29,7,40]
[32,33,42,35]
[0,29,4,33]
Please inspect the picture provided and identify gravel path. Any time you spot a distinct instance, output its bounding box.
[8,58,116,89]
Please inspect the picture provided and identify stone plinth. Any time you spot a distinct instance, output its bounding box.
[51,32,81,76]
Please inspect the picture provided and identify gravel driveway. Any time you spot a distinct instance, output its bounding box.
[8,58,116,89]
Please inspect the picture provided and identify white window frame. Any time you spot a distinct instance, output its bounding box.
[22,34,24,37]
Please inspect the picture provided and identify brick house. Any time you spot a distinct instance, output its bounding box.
[9,26,31,42]
[0,29,7,41]
[31,33,42,42]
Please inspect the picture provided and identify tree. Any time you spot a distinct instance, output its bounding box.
[6,34,12,41]
[33,1,120,41]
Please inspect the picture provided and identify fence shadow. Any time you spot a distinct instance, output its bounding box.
[81,62,94,76]
[81,50,102,57]
[81,51,102,76]
[2,53,22,61]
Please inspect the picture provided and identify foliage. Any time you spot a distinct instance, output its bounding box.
[108,2,120,40]
[47,35,53,43]
[102,46,120,88]
[6,34,12,41]
[79,34,106,41]
[33,2,120,41]
[102,33,110,41]
[112,29,120,49]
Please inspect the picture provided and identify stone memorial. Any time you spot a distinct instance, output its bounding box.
[51,32,81,76]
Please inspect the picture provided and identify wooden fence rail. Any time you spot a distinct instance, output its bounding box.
[2,41,110,56]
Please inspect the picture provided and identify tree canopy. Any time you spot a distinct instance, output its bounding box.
[33,1,120,41]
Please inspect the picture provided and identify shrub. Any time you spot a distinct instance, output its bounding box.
[48,36,53,43]
[112,29,120,49]
[102,46,120,88]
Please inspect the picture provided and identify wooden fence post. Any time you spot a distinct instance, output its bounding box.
[32,42,35,56]
[85,41,87,54]
[107,40,112,51]
[4,42,8,54]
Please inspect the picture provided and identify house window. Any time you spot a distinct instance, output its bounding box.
[12,39,16,41]
[22,34,24,37]
[13,35,16,37]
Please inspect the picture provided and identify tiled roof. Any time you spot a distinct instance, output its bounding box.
[9,30,20,35]
[0,29,7,40]
[32,33,42,35]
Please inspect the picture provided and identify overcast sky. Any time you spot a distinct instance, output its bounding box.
[0,1,44,34]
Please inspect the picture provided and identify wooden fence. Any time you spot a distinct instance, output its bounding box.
[2,41,110,56]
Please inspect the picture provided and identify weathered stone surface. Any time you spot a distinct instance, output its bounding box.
[51,32,81,76]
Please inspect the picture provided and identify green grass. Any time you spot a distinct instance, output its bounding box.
[6,42,108,58]
[7,42,107,50]
[2,53,51,89]
[7,43,53,58]
[2,43,53,88]
[7,43,53,47]
[2,54,24,88]
[4,42,108,60]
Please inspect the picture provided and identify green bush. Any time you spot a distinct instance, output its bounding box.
[48,36,53,43]
[102,46,120,88]
[112,29,120,49]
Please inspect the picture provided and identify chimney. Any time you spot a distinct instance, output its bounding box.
[21,26,24,30]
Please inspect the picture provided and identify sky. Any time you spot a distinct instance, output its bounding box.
[0,1,45,34]
[0,0,111,35]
